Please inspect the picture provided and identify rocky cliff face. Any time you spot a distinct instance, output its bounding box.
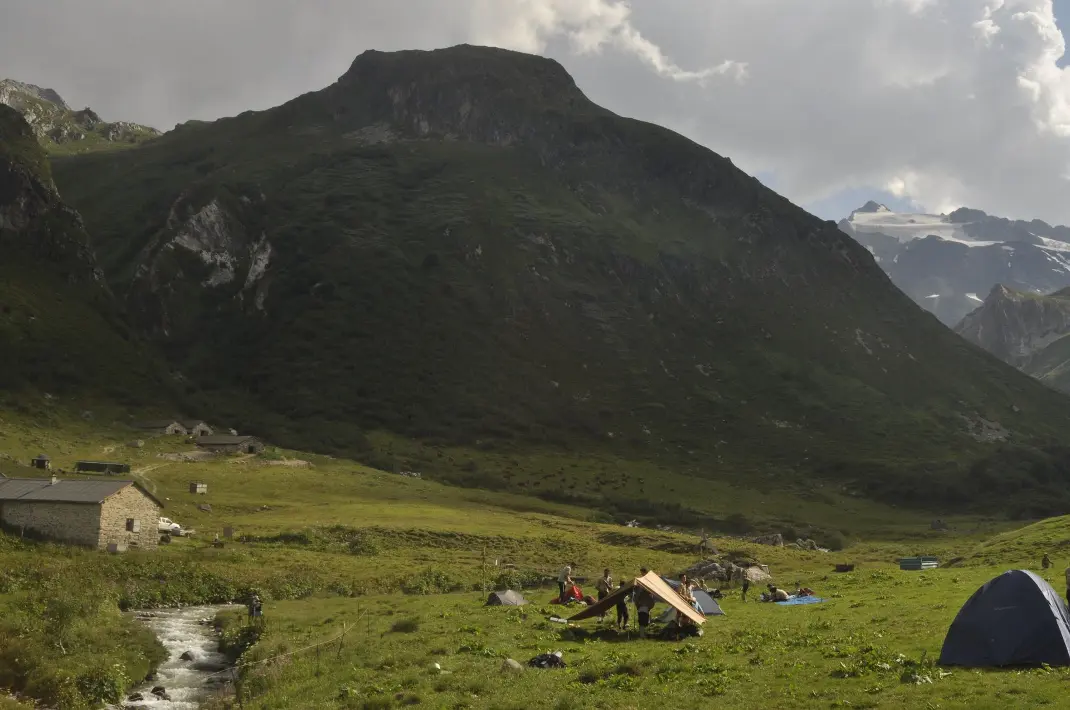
[0,104,103,285]
[955,285,1070,394]
[955,285,1070,365]
[0,79,159,152]
[0,104,171,399]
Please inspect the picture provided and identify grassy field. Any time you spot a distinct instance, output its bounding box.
[1,412,1064,708]
[203,563,1070,710]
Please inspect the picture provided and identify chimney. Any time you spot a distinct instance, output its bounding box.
[50,475,58,485]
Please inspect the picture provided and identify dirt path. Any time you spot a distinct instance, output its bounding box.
[134,463,168,495]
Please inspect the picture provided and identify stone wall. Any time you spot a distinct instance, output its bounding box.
[0,500,101,546]
[99,485,160,550]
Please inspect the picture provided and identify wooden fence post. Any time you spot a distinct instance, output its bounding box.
[337,622,347,658]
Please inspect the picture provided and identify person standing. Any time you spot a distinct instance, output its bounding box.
[595,568,613,621]
[557,564,572,601]
[1064,565,1070,607]
[634,567,656,637]
[741,575,750,602]
[1042,554,1052,570]
[615,580,631,630]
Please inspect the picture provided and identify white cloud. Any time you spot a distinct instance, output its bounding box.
[2,0,1070,223]
[466,0,747,83]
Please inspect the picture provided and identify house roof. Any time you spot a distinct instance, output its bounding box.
[0,478,164,508]
[195,435,257,446]
[33,454,50,460]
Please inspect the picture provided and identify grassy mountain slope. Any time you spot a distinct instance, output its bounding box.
[49,45,1070,512]
[0,79,159,156]
[0,105,171,406]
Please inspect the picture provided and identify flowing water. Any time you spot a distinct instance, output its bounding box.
[117,605,234,709]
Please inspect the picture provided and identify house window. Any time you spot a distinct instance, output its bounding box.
[126,518,140,532]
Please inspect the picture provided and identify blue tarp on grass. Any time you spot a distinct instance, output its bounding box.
[775,596,827,606]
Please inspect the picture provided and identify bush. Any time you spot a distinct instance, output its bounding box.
[390,618,420,634]
[818,531,848,551]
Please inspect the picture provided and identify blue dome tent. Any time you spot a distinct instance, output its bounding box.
[939,569,1070,667]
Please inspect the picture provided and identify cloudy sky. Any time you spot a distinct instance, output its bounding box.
[4,0,1070,223]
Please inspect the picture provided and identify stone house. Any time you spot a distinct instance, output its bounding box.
[180,420,214,437]
[195,435,264,454]
[31,454,50,470]
[135,419,187,436]
[0,475,163,550]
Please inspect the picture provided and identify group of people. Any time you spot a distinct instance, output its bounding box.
[557,565,706,637]
[758,581,814,603]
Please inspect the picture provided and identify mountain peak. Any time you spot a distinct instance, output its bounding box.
[329,45,600,145]
[340,45,585,103]
[854,200,890,214]
[0,78,159,152]
[0,78,69,111]
[988,283,1017,301]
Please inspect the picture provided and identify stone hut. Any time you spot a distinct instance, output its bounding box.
[0,476,163,550]
[180,420,214,437]
[134,420,187,436]
[195,435,264,454]
[31,454,51,470]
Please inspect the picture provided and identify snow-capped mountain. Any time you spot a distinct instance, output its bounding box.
[838,202,1070,326]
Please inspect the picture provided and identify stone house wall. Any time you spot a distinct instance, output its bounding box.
[199,438,263,454]
[187,423,213,437]
[0,500,102,546]
[99,485,160,550]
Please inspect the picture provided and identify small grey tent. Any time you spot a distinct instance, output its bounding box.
[486,590,528,606]
[939,569,1070,667]
[656,590,724,623]
[659,578,725,617]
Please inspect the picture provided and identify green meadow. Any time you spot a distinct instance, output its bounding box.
[0,411,1067,708]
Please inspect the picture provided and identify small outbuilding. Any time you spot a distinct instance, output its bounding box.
[31,454,51,470]
[939,569,1070,667]
[0,476,163,550]
[900,556,939,571]
[189,481,208,495]
[195,435,264,454]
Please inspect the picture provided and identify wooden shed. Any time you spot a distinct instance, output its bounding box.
[189,481,208,495]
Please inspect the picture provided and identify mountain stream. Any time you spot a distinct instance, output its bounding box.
[115,606,234,709]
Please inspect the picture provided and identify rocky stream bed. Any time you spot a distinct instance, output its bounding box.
[113,606,234,709]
